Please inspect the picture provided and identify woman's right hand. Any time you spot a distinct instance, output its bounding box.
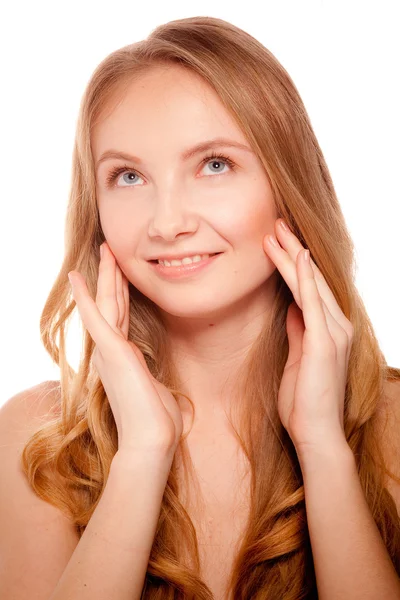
[68,241,184,457]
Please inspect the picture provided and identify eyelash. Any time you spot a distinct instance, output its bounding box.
[104,151,237,189]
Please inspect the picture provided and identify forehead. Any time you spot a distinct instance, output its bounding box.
[92,65,250,159]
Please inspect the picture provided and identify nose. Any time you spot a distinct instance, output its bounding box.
[147,193,198,241]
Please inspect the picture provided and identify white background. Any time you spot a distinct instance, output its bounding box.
[1,0,399,405]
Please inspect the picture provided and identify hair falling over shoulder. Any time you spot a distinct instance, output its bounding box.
[21,16,400,599]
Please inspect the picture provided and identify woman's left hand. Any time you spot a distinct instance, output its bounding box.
[263,218,354,454]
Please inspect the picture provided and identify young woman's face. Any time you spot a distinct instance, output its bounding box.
[93,64,279,320]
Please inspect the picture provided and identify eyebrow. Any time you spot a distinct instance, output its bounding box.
[95,137,254,173]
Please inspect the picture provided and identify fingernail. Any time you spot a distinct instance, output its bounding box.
[280,219,289,232]
[268,234,278,247]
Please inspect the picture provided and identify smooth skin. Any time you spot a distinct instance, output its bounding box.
[68,244,183,456]
[262,221,354,453]
[92,65,279,430]
[70,63,353,456]
[68,214,353,456]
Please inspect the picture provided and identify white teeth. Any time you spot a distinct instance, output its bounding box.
[158,253,213,266]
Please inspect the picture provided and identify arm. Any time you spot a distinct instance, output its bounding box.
[298,442,400,600]
[49,449,173,600]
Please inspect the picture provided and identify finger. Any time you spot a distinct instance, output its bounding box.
[297,249,336,348]
[68,270,122,354]
[122,272,130,339]
[115,263,125,333]
[264,233,303,308]
[298,251,350,384]
[265,226,350,371]
[264,232,342,345]
[274,219,352,333]
[96,242,119,334]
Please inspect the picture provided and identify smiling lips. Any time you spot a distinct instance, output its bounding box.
[149,252,222,279]
[155,253,219,266]
[149,251,221,263]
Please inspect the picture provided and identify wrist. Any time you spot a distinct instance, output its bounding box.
[112,446,175,473]
[296,439,355,479]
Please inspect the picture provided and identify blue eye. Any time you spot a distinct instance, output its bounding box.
[199,152,236,176]
[104,151,237,189]
[105,167,142,188]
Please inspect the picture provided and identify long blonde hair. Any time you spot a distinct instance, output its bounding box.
[22,16,400,599]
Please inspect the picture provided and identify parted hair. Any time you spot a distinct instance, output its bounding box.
[22,16,400,599]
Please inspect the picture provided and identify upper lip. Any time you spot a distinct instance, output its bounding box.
[148,251,221,261]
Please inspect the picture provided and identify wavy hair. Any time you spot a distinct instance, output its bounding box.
[21,15,400,599]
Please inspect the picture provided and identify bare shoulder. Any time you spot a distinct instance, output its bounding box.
[0,379,62,427]
[0,380,79,599]
[378,377,400,514]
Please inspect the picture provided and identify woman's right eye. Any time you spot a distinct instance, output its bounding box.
[105,164,142,188]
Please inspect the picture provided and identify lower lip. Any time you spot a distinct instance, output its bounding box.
[148,253,222,280]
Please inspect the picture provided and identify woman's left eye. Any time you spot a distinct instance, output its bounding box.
[199,152,237,176]
[104,152,237,189]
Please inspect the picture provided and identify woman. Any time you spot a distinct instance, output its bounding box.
[1,15,400,600]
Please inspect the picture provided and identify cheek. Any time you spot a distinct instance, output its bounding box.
[215,190,276,243]
[99,207,142,260]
